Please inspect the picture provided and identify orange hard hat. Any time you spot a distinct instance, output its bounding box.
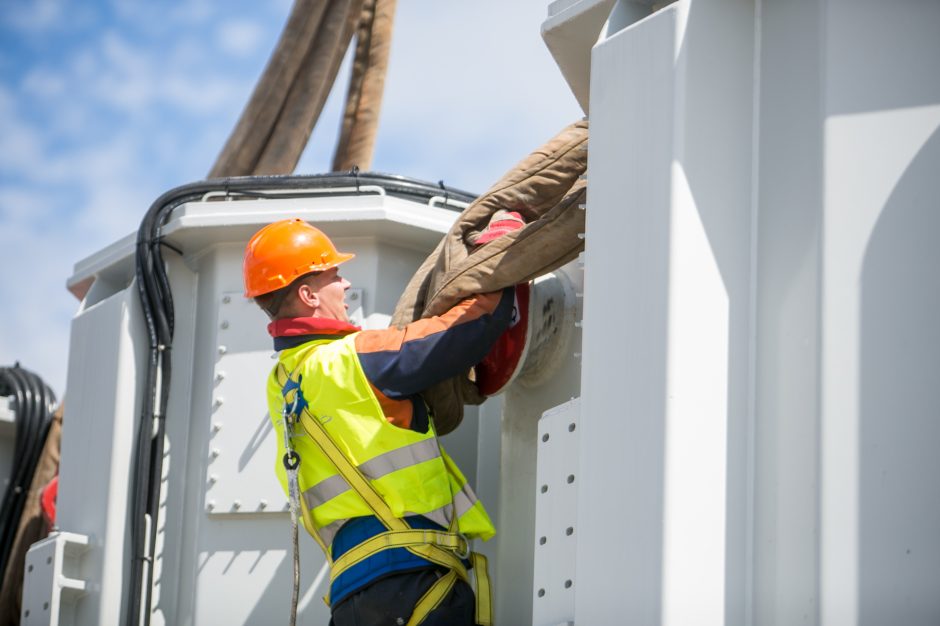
[243,218,354,297]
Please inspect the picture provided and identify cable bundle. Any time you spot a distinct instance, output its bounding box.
[0,364,57,583]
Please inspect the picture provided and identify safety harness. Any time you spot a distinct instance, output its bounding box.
[280,358,493,626]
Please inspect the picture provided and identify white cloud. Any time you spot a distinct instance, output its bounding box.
[2,0,65,31]
[0,186,57,225]
[22,67,68,99]
[0,195,79,395]
[168,0,216,25]
[162,74,244,115]
[0,114,45,177]
[92,32,156,111]
[217,19,266,58]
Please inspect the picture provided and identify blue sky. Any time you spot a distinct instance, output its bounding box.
[0,0,582,396]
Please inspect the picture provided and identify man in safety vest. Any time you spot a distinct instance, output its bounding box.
[244,218,513,626]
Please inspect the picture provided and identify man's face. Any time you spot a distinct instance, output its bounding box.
[308,267,351,323]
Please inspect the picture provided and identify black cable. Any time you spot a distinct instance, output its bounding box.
[0,364,57,584]
[123,172,479,626]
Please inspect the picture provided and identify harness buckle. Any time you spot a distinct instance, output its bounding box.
[454,532,470,560]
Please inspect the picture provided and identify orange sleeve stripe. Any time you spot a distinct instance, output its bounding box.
[354,291,505,354]
[369,382,413,429]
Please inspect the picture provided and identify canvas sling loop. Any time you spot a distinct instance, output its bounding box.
[391,119,588,435]
[280,389,305,626]
[282,356,493,626]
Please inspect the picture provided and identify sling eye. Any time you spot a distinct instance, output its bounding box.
[283,451,301,470]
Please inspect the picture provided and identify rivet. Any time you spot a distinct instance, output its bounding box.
[213,422,222,432]
[539,536,547,545]
[233,500,241,510]
[218,345,227,355]
[541,433,550,443]
[259,500,268,510]
[564,580,573,589]
[566,527,574,536]
[207,501,216,511]
[209,474,218,484]
[221,321,229,330]
[540,485,548,494]
[568,423,577,432]
[215,371,226,382]
[567,474,576,484]
[222,295,231,304]
[537,589,545,598]
[210,448,220,459]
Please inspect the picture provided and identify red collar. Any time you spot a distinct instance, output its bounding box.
[267,317,361,338]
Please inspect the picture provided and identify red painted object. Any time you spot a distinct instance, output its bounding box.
[476,282,530,396]
[40,475,58,532]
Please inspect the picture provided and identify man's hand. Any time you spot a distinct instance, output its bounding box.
[469,210,525,246]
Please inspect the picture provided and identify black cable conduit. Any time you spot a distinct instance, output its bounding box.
[0,364,57,585]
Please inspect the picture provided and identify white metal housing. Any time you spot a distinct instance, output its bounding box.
[37,189,529,625]
[544,0,940,624]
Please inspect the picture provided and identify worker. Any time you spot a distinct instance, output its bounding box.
[243,218,514,626]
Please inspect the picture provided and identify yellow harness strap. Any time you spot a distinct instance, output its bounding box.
[330,529,467,582]
[299,406,493,625]
[406,570,458,626]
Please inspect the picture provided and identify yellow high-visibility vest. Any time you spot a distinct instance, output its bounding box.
[266,334,496,550]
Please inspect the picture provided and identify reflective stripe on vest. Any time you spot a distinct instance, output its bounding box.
[303,438,442,509]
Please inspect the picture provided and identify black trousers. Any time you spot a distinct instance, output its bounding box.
[329,568,476,626]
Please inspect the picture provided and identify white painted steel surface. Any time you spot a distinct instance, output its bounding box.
[817,5,940,623]
[517,273,579,390]
[550,0,940,624]
[0,396,12,428]
[0,396,14,500]
[532,398,580,626]
[203,291,283,515]
[21,532,89,626]
[53,282,149,625]
[542,0,616,111]
[494,265,583,626]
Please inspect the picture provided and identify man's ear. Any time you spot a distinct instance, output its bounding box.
[296,283,319,309]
